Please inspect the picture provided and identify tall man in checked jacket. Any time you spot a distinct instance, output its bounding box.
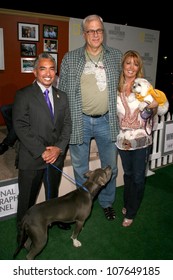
[58,15,122,220]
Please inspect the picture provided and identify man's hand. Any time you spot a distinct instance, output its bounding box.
[42,146,62,164]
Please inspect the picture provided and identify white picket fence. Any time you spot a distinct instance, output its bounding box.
[149,111,173,171]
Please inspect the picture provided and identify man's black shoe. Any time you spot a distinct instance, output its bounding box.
[57,222,71,230]
[0,143,9,155]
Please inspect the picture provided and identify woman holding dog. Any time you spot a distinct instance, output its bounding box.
[116,50,168,227]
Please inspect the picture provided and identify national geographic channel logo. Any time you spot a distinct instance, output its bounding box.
[139,32,157,43]
[108,25,125,40]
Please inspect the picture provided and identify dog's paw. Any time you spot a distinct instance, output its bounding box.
[71,237,82,247]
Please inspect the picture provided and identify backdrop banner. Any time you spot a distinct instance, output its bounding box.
[69,18,159,86]
[0,178,18,220]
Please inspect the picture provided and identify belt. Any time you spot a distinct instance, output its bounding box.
[83,112,108,118]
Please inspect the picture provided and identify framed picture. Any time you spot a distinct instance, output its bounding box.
[20,43,37,57]
[21,57,35,73]
[18,23,39,41]
[43,39,58,52]
[162,120,173,156]
[43,25,58,39]
[0,28,5,70]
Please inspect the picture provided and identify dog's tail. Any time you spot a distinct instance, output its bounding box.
[13,220,28,259]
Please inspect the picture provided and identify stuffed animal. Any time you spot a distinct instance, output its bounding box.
[132,78,169,116]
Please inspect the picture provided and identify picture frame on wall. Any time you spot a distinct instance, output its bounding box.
[43,25,58,39]
[43,39,58,52]
[21,57,35,73]
[18,23,39,41]
[0,28,5,70]
[20,43,37,57]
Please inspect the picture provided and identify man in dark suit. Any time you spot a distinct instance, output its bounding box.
[13,53,72,231]
[0,75,59,156]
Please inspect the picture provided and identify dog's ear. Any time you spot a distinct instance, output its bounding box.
[83,170,92,178]
[97,176,108,186]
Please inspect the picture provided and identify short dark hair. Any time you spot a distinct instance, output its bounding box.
[34,52,56,69]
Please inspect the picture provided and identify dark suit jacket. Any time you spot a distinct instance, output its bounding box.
[13,82,72,169]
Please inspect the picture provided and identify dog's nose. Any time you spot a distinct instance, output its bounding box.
[106,165,111,169]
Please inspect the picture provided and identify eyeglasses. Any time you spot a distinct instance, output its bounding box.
[85,29,104,35]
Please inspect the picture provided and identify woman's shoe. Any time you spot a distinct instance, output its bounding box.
[122,218,133,227]
[122,207,126,215]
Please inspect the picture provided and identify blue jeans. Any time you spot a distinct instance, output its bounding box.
[69,113,118,208]
[118,146,151,219]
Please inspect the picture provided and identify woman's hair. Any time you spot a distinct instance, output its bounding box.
[81,14,104,32]
[118,50,144,92]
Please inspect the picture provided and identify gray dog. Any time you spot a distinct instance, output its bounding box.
[13,165,112,260]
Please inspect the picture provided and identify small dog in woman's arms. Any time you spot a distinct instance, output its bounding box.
[132,78,169,116]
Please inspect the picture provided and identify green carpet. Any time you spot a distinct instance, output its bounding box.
[0,164,173,260]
